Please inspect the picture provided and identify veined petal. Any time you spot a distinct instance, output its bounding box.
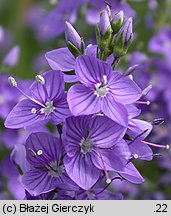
[108,72,142,104]
[126,104,141,118]
[91,149,124,172]
[90,116,126,148]
[129,140,153,161]
[114,140,131,164]
[22,169,56,196]
[63,74,78,83]
[45,47,75,71]
[25,132,64,166]
[64,153,100,190]
[30,70,65,103]
[4,99,47,129]
[63,115,92,157]
[67,84,101,116]
[85,44,97,57]
[101,94,128,127]
[52,95,71,125]
[75,55,112,87]
[118,162,144,184]
[128,119,153,139]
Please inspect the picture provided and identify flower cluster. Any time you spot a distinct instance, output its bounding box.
[4,5,169,200]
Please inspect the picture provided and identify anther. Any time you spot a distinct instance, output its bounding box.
[152,118,164,126]
[142,85,153,96]
[36,75,45,85]
[133,154,139,159]
[37,150,43,155]
[31,108,37,114]
[102,75,107,86]
[124,64,139,76]
[143,141,169,150]
[106,178,112,184]
[8,76,17,87]
[28,148,36,157]
[166,145,169,150]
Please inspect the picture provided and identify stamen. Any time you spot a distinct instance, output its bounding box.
[8,77,46,108]
[40,101,55,115]
[105,1,111,8]
[135,100,150,105]
[96,177,123,196]
[8,76,17,87]
[28,148,36,157]
[31,108,37,114]
[106,178,112,184]
[102,75,107,86]
[143,141,169,149]
[133,154,139,159]
[142,84,153,96]
[152,118,164,126]
[124,64,139,76]
[140,153,161,159]
[36,75,45,85]
[96,147,110,182]
[37,150,43,155]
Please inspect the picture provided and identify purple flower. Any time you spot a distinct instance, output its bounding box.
[26,0,86,42]
[63,115,129,190]
[5,70,71,129]
[75,176,123,200]
[65,21,82,51]
[22,132,78,196]
[99,9,111,36]
[110,10,124,33]
[149,28,171,64]
[67,55,142,126]
[45,44,104,83]
[3,45,20,67]
[1,155,25,199]
[0,74,31,119]
[25,190,54,200]
[86,0,135,25]
[115,162,144,184]
[127,119,154,161]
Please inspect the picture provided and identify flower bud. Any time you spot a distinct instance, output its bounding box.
[113,17,133,58]
[110,10,124,34]
[96,9,112,51]
[65,21,84,57]
[99,10,111,37]
[121,17,133,45]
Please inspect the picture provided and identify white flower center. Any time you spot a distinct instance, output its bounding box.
[95,75,109,97]
[40,101,55,115]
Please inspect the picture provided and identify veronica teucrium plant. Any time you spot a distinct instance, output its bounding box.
[4,5,169,200]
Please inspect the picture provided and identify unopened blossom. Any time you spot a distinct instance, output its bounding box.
[65,21,82,51]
